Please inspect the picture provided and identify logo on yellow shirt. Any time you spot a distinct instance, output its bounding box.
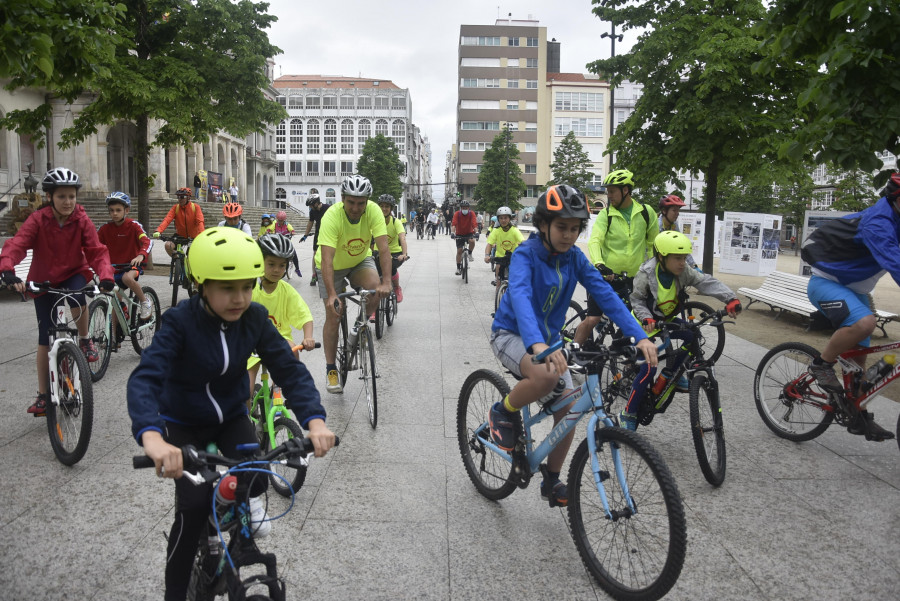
[344,238,368,256]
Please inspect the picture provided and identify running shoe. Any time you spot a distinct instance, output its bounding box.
[675,374,690,393]
[79,338,99,363]
[619,410,638,431]
[326,369,342,394]
[808,361,842,392]
[248,496,272,538]
[540,479,568,507]
[488,402,521,452]
[140,299,153,320]
[27,393,48,416]
[394,286,403,303]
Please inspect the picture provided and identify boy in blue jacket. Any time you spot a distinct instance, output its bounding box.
[127,227,335,601]
[489,185,657,507]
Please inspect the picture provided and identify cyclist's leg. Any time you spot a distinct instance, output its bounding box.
[622,363,655,430]
[809,276,876,362]
[164,240,176,257]
[467,236,476,255]
[347,257,380,318]
[121,267,147,303]
[454,237,465,271]
[247,357,261,410]
[574,293,603,345]
[318,266,349,366]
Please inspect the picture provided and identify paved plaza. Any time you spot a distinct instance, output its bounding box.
[0,230,898,600]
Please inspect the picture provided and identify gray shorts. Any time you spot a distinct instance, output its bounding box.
[315,255,378,299]
[490,329,574,390]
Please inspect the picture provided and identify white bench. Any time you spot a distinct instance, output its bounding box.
[737,270,898,337]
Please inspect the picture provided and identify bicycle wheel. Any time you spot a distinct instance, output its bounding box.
[456,369,517,500]
[47,341,94,465]
[561,299,585,344]
[374,297,385,340]
[187,534,220,601]
[689,374,726,486]
[131,287,161,355]
[754,342,834,441]
[385,293,396,327]
[171,258,182,307]
[268,417,308,496]
[337,314,349,388]
[494,280,508,313]
[359,327,378,428]
[568,427,686,601]
[87,298,112,382]
[682,301,725,364]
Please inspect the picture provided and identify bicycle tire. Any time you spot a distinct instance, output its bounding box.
[337,314,349,389]
[896,413,899,454]
[494,280,508,313]
[560,299,585,344]
[682,301,725,364]
[385,293,396,327]
[688,374,726,486]
[171,258,183,307]
[456,369,517,500]
[47,341,94,465]
[187,535,219,601]
[568,427,686,601]
[131,287,161,355]
[87,298,112,382]
[360,327,378,428]
[374,298,385,340]
[754,342,834,441]
[268,417,308,496]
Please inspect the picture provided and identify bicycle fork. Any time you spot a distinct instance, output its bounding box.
[586,413,638,520]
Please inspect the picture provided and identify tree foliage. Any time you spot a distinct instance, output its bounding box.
[473,127,526,214]
[588,0,807,272]
[695,177,775,218]
[754,0,900,178]
[356,134,404,202]
[827,166,878,212]
[547,131,595,197]
[1,0,287,227]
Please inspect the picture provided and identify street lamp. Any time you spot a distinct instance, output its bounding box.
[600,15,623,169]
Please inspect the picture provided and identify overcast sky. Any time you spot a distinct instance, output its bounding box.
[265,0,639,201]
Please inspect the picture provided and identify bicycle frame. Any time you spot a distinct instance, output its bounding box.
[836,341,900,408]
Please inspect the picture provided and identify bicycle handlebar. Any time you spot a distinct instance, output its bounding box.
[156,234,193,245]
[290,342,322,352]
[27,281,101,297]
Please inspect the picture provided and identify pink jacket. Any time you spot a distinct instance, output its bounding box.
[0,204,113,284]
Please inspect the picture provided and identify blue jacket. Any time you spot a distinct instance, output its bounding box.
[801,196,900,288]
[127,295,325,443]
[492,235,647,350]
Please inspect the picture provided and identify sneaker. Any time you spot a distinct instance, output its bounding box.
[488,402,521,452]
[326,369,343,394]
[490,280,496,286]
[248,496,272,538]
[847,411,895,441]
[455,268,461,276]
[310,275,318,286]
[79,338,99,363]
[619,411,638,431]
[675,374,690,393]
[394,286,403,303]
[808,360,842,392]
[368,312,376,322]
[139,299,153,320]
[296,269,302,278]
[27,393,48,416]
[540,479,568,507]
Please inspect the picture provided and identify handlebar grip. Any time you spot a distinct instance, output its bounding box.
[133,455,156,469]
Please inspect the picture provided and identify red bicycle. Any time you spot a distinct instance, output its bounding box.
[754,340,899,449]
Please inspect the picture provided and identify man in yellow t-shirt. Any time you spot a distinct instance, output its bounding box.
[375,194,409,302]
[484,206,523,286]
[315,175,392,393]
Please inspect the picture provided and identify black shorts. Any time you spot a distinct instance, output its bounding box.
[586,276,633,317]
[33,273,89,346]
[455,235,476,249]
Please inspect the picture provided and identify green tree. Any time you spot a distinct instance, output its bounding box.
[696,176,775,218]
[1,0,286,228]
[754,0,900,178]
[547,131,595,198]
[828,166,878,212]
[356,134,404,201]
[474,127,526,215]
[589,0,807,272]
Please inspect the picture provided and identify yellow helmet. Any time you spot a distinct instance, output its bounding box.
[185,227,264,284]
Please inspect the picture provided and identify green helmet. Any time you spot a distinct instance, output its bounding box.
[603,169,635,187]
[186,227,265,284]
[654,230,693,256]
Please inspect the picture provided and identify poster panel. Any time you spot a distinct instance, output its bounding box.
[720,211,781,276]
[206,171,223,203]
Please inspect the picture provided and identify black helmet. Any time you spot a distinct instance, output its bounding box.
[257,233,296,260]
[305,193,321,207]
[378,194,396,206]
[535,185,589,221]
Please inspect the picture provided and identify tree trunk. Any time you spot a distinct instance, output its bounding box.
[702,157,719,274]
[136,113,150,235]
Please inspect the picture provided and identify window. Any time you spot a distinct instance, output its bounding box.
[461,36,501,46]
[341,119,354,154]
[276,121,286,155]
[358,95,372,109]
[461,57,501,67]
[306,119,320,154]
[525,101,537,110]
[507,101,520,110]
[461,121,500,130]
[391,96,406,109]
[507,121,519,131]
[525,122,537,131]
[507,58,520,67]
[374,96,389,108]
[460,164,481,173]
[555,92,604,112]
[392,120,406,154]
[326,188,336,201]
[525,164,537,174]
[508,37,520,47]
[277,96,286,106]
[288,95,301,107]
[358,119,371,153]
[375,118,389,137]
[460,99,500,109]
[525,185,540,198]
[526,37,539,47]
[289,118,302,154]
[305,96,319,108]
[341,161,354,176]
[340,96,355,108]
[461,141,492,151]
[507,79,519,89]
[526,58,538,68]
[554,117,604,137]
[461,78,501,88]
[276,162,285,176]
[306,161,319,176]
[526,80,537,89]
[324,161,336,176]
[525,143,537,152]
[323,119,337,154]
[289,161,302,175]
[275,188,286,200]
[323,96,337,108]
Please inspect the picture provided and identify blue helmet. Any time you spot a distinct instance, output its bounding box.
[106,191,131,208]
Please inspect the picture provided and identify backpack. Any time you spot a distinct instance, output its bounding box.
[606,201,650,232]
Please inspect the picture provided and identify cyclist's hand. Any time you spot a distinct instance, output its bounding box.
[152,232,160,239]
[328,295,343,319]
[301,337,316,351]
[99,279,116,292]
[641,318,656,333]
[597,264,614,277]
[375,281,391,301]
[636,338,659,367]
[726,299,742,318]
[305,419,336,457]
[484,256,491,264]
[130,255,143,267]
[2,270,22,288]
[531,342,568,376]
[142,431,183,479]
[300,235,308,242]
[450,233,456,239]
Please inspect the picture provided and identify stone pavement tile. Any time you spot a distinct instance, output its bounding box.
[335,420,444,466]
[89,520,169,601]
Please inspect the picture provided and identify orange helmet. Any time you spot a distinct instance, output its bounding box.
[223,202,242,218]
[176,187,192,198]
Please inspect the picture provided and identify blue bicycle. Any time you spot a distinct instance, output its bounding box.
[457,340,687,601]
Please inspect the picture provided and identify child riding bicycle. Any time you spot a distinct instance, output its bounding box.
[97,191,154,320]
[488,184,656,507]
[619,231,741,431]
[375,194,409,302]
[483,206,523,286]
[0,167,115,415]
[127,226,335,601]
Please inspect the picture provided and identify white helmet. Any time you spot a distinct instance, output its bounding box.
[496,206,513,216]
[341,174,372,197]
